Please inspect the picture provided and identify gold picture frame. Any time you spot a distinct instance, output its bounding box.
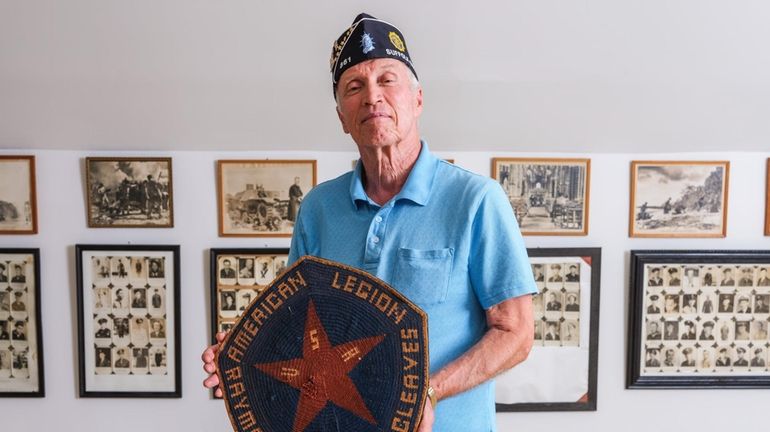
[491,158,591,236]
[217,160,317,237]
[0,156,38,235]
[629,161,729,238]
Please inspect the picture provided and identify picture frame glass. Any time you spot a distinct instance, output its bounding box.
[86,158,173,228]
[78,246,179,396]
[0,156,37,234]
[218,161,316,237]
[492,159,590,236]
[0,250,43,396]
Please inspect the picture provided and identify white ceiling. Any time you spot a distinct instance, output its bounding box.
[1,0,769,153]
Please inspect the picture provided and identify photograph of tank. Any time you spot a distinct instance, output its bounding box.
[217,160,316,237]
[492,158,590,235]
[630,161,729,238]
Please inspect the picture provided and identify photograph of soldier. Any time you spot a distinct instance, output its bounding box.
[662,348,676,367]
[719,322,732,341]
[700,349,714,369]
[680,347,696,367]
[645,348,661,367]
[114,348,130,369]
[220,291,236,312]
[738,267,754,287]
[238,258,254,279]
[0,291,8,312]
[255,256,273,285]
[11,320,25,341]
[237,290,253,312]
[545,291,562,312]
[702,268,716,287]
[700,293,715,313]
[648,267,663,286]
[131,288,147,309]
[11,264,25,283]
[112,288,129,310]
[699,321,715,340]
[92,257,110,283]
[666,267,681,286]
[130,317,149,346]
[13,350,29,377]
[93,287,110,310]
[565,264,580,282]
[752,321,768,340]
[274,256,288,276]
[219,322,234,333]
[544,321,560,341]
[150,288,163,310]
[149,318,165,339]
[111,257,128,280]
[734,347,749,366]
[646,321,662,340]
[0,321,8,339]
[720,267,736,286]
[755,294,770,313]
[758,267,770,286]
[647,294,661,313]
[95,317,111,338]
[663,294,680,314]
[150,347,167,369]
[11,293,27,312]
[113,317,130,343]
[751,348,766,367]
[0,263,6,283]
[683,267,699,289]
[531,264,545,283]
[735,321,751,340]
[564,292,580,312]
[148,258,164,279]
[736,296,752,314]
[133,347,149,371]
[95,347,112,369]
[547,264,563,283]
[86,158,172,227]
[288,176,304,222]
[561,320,579,345]
[219,258,237,280]
[663,321,679,340]
[718,293,734,313]
[681,320,696,340]
[531,292,543,316]
[681,294,698,314]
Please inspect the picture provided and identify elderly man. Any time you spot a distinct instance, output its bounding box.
[202,13,535,431]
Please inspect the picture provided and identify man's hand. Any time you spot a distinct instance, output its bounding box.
[417,395,434,432]
[201,331,227,397]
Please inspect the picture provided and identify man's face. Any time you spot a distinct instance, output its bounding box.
[336,59,423,149]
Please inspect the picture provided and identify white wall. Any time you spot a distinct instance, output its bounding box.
[0,148,767,431]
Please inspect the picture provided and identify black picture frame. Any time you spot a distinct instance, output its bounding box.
[628,250,770,388]
[495,247,601,411]
[76,244,181,398]
[0,248,45,397]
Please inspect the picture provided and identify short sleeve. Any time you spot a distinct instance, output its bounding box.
[287,206,308,265]
[469,182,538,309]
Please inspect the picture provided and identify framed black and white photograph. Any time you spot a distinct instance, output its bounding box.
[209,248,289,338]
[630,161,729,238]
[76,244,180,397]
[217,160,316,237]
[0,249,44,397]
[491,158,590,236]
[85,157,174,228]
[628,250,770,388]
[496,248,601,411]
[0,156,38,235]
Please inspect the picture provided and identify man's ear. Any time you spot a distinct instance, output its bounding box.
[414,86,424,116]
[337,106,350,134]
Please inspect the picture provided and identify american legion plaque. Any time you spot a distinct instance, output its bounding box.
[217,256,430,432]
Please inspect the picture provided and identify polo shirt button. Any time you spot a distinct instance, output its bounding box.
[375,216,382,223]
[372,236,380,244]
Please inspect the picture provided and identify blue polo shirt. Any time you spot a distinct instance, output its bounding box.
[289,142,536,432]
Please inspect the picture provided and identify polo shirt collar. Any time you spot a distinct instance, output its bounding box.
[349,140,437,208]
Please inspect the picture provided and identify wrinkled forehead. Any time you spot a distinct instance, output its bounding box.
[338,58,410,85]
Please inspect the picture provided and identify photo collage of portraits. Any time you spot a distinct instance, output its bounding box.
[642,264,770,374]
[90,256,169,376]
[531,261,582,347]
[215,254,289,332]
[0,256,36,385]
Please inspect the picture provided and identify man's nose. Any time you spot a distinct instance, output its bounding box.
[362,83,383,105]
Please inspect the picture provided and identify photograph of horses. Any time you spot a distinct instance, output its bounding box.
[629,161,729,238]
[86,158,173,228]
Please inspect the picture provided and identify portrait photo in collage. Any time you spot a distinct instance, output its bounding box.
[532,261,582,347]
[0,250,43,396]
[77,245,180,397]
[641,263,770,374]
[210,248,290,340]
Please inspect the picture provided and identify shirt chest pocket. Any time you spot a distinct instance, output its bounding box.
[392,247,454,306]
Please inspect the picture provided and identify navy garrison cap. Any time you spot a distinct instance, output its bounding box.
[330,13,418,95]
[218,256,429,432]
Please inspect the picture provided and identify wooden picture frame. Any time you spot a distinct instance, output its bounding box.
[496,247,601,411]
[0,156,38,235]
[0,249,44,397]
[217,160,317,237]
[628,250,770,388]
[765,159,770,236]
[85,157,174,228]
[491,158,591,236]
[629,161,729,238]
[76,244,181,397]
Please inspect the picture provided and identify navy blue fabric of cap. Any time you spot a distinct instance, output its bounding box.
[217,256,430,432]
